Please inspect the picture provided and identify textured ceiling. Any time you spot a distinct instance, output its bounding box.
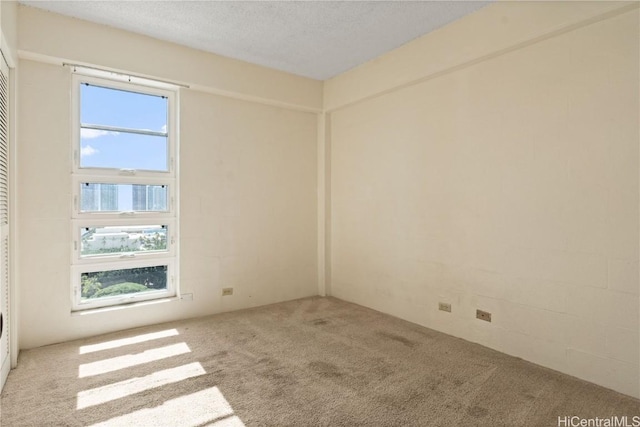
[20,1,490,80]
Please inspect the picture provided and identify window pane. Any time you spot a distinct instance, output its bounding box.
[80,84,167,132]
[80,183,169,213]
[81,225,168,258]
[80,132,168,171]
[81,265,168,301]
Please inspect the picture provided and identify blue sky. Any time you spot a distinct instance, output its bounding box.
[80,84,168,172]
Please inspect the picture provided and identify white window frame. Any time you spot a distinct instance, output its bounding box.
[70,72,179,311]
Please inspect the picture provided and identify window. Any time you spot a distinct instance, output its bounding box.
[71,72,178,311]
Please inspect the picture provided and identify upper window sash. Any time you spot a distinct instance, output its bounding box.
[71,74,177,177]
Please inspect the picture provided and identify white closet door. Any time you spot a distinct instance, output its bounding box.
[0,51,11,391]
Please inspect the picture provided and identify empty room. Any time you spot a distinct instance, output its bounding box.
[0,0,639,425]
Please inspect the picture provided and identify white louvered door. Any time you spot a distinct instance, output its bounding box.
[0,51,10,391]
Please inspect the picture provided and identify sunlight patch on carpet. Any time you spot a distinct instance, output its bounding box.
[88,386,242,427]
[79,329,180,355]
[76,362,206,409]
[79,342,192,378]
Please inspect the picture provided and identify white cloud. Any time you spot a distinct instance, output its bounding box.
[81,145,99,157]
[81,129,119,139]
[161,124,167,133]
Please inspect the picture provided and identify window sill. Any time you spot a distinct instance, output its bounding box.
[71,296,179,316]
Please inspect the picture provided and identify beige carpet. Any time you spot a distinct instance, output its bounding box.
[1,296,638,426]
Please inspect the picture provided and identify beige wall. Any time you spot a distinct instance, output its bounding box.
[179,89,318,313]
[327,3,639,398]
[17,60,318,347]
